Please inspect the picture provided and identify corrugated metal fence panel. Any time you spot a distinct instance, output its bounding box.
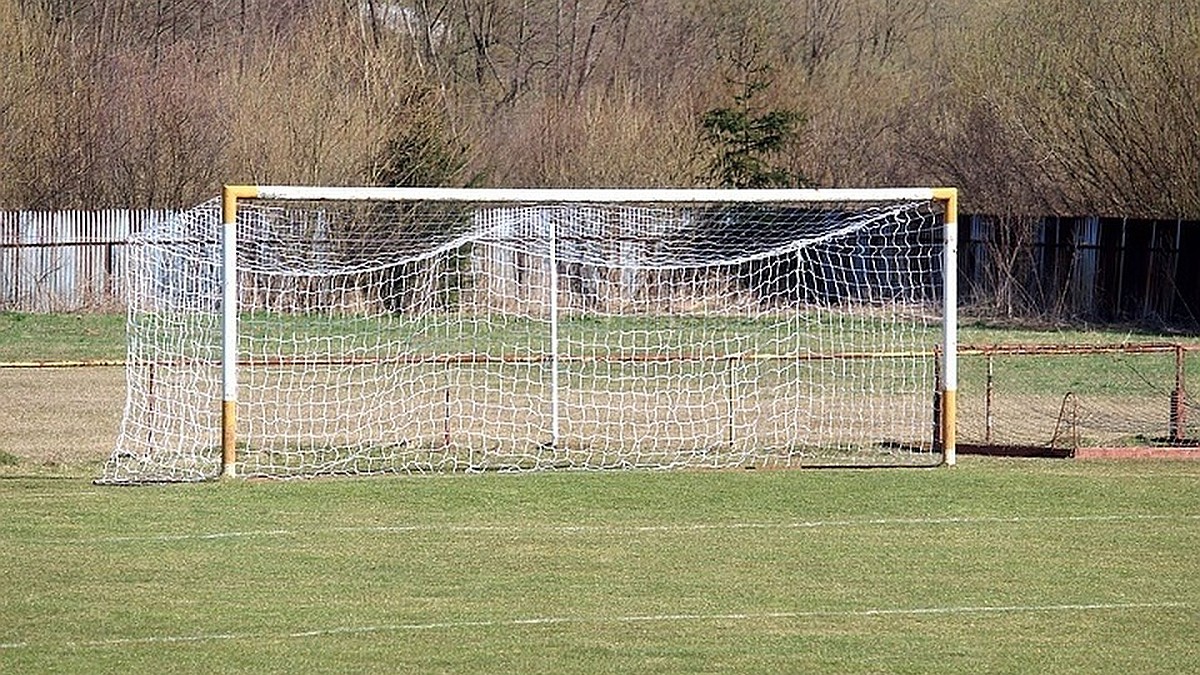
[0,210,175,312]
[1,209,1197,324]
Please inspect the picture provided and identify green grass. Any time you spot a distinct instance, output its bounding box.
[958,349,1182,396]
[957,317,1186,346]
[231,310,948,359]
[1,311,1190,365]
[0,312,126,362]
[1,461,1198,672]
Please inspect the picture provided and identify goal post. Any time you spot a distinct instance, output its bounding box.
[933,187,959,467]
[100,185,957,483]
[220,185,255,478]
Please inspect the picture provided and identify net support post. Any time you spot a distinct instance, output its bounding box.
[548,209,561,449]
[220,185,258,479]
[1170,344,1187,443]
[933,188,958,466]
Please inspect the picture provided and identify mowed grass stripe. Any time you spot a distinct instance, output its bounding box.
[1,601,1187,651]
[28,511,1200,546]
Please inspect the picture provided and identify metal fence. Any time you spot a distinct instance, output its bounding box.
[962,214,1200,327]
[3,209,1199,327]
[0,210,174,311]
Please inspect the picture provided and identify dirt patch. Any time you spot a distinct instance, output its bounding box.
[1073,446,1200,460]
[0,366,125,468]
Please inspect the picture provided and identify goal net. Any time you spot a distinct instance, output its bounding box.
[100,186,957,483]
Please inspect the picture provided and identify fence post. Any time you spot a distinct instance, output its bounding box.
[1170,344,1188,444]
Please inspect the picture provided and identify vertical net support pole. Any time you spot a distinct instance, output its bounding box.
[220,185,257,479]
[548,209,561,448]
[934,188,959,466]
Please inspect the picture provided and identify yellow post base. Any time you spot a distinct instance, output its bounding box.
[221,399,237,479]
[941,388,957,466]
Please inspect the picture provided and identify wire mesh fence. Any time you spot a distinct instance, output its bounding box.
[956,343,1195,454]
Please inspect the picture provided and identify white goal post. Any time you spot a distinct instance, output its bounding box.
[100,185,957,483]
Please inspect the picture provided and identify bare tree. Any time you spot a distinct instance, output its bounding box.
[958,0,1200,218]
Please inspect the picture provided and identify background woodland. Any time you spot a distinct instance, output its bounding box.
[1,0,1198,218]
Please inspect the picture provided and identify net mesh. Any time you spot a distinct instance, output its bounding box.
[100,194,947,482]
[955,346,1192,451]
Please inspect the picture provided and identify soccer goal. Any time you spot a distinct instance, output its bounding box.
[99,186,958,483]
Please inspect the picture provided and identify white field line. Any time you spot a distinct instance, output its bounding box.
[0,601,1188,651]
[49,513,1200,545]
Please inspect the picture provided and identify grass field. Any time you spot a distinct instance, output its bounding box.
[2,463,1198,672]
[1,312,1198,672]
